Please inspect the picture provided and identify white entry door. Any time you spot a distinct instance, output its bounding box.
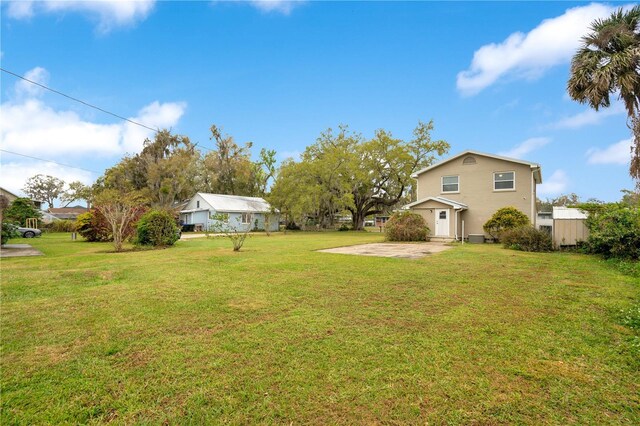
[435,209,449,237]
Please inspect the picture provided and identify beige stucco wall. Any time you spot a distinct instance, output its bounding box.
[0,188,18,203]
[413,154,537,237]
[409,200,457,237]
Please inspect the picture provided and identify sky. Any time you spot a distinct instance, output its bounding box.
[0,0,637,203]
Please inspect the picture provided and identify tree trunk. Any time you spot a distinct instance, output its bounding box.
[351,207,367,231]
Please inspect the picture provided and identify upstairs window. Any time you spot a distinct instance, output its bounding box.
[442,175,459,193]
[196,200,200,208]
[462,156,477,165]
[494,171,515,190]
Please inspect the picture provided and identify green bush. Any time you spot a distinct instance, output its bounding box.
[4,198,42,227]
[385,211,429,242]
[581,203,640,260]
[74,211,111,242]
[483,206,530,242]
[42,220,77,233]
[501,226,552,252]
[136,209,179,247]
[1,222,19,245]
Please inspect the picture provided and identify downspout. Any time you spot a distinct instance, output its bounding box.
[530,168,536,226]
[454,209,458,241]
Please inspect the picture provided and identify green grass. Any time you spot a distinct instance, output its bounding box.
[1,233,638,424]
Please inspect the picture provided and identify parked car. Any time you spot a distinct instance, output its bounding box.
[17,227,42,238]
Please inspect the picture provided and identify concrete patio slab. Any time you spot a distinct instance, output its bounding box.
[0,244,44,258]
[318,241,454,259]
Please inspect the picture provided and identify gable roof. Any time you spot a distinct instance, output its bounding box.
[412,150,542,183]
[190,193,272,213]
[404,196,468,210]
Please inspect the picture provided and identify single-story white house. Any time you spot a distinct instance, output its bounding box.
[179,193,279,232]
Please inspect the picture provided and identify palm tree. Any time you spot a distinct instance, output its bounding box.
[568,6,640,115]
[568,6,640,180]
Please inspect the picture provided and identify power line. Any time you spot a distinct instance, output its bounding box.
[0,67,217,164]
[0,149,100,174]
[1,67,160,133]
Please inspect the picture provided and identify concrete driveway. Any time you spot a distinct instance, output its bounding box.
[0,244,44,258]
[318,241,454,259]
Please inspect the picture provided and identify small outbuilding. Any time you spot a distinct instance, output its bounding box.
[179,193,279,232]
[552,206,589,247]
[47,206,89,221]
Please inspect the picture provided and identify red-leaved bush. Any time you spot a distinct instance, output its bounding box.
[75,207,146,243]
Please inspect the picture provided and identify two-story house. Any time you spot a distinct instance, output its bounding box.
[405,150,542,240]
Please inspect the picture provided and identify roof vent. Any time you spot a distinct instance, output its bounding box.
[462,156,477,165]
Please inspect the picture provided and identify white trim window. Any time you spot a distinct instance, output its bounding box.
[494,171,515,191]
[441,175,459,193]
[241,213,252,224]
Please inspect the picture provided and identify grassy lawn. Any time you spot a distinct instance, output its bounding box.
[1,232,638,424]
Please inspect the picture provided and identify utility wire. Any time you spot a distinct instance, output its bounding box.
[1,67,160,133]
[0,149,100,174]
[0,67,217,170]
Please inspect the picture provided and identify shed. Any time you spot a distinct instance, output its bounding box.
[552,207,589,247]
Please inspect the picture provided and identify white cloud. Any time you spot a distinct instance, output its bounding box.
[1,97,186,158]
[457,3,616,96]
[15,66,50,98]
[538,169,568,196]
[551,103,626,129]
[249,0,303,14]
[586,138,633,165]
[499,137,550,159]
[4,0,34,19]
[4,0,156,33]
[0,160,93,198]
[0,67,186,192]
[121,101,188,153]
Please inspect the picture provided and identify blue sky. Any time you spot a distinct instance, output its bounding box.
[1,1,636,202]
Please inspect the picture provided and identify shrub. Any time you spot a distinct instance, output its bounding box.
[1,222,19,245]
[42,220,77,233]
[136,209,180,247]
[285,221,301,231]
[338,223,350,231]
[385,211,429,242]
[74,210,111,242]
[502,226,552,252]
[483,207,530,242]
[4,198,42,227]
[581,203,640,260]
[208,213,251,251]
